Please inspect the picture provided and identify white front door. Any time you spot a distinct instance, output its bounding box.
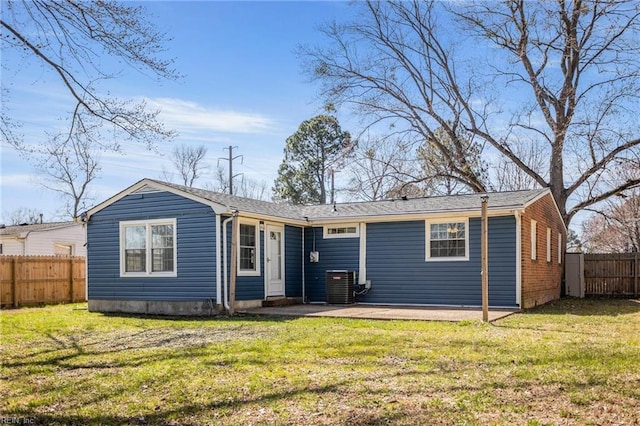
[266,225,285,296]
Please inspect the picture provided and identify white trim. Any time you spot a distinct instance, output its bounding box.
[515,211,522,307]
[119,218,177,278]
[425,218,470,262]
[546,227,552,263]
[237,218,261,277]
[323,223,360,239]
[530,220,537,260]
[358,222,367,284]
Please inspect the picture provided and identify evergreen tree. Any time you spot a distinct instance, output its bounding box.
[273,115,351,205]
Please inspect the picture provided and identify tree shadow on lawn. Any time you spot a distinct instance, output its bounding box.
[3,320,276,373]
[11,357,636,426]
[517,297,640,316]
[9,363,429,426]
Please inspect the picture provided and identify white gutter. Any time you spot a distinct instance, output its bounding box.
[514,210,522,307]
[301,228,306,303]
[222,215,233,312]
[215,214,222,308]
[358,222,367,284]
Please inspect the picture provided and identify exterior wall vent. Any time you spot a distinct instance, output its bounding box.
[325,270,356,304]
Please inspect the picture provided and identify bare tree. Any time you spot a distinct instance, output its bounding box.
[1,1,179,151]
[493,140,546,192]
[346,136,420,201]
[302,0,640,226]
[166,144,209,188]
[32,126,100,219]
[581,191,640,253]
[418,126,487,196]
[2,1,178,215]
[2,208,43,225]
[208,166,270,201]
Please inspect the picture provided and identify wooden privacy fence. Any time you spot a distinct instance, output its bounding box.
[583,253,639,297]
[0,255,86,308]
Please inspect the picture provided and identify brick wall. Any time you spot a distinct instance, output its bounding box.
[520,192,566,308]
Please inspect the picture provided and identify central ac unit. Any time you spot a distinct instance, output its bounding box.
[325,270,356,304]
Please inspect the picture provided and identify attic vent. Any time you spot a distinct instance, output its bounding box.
[133,185,161,194]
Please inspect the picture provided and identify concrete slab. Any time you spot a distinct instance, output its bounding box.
[241,304,518,322]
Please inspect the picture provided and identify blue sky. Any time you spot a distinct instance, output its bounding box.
[1,1,354,221]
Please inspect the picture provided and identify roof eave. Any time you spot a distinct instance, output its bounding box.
[307,207,524,224]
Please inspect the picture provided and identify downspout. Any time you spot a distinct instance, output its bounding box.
[215,213,222,310]
[514,210,522,308]
[222,215,233,312]
[229,211,239,315]
[301,227,306,303]
[358,222,367,285]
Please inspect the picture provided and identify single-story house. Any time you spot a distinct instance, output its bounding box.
[0,221,86,256]
[85,178,566,315]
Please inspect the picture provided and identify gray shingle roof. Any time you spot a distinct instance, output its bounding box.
[148,179,304,220]
[300,189,549,219]
[148,179,549,222]
[0,221,78,236]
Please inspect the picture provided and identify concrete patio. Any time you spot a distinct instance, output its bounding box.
[241,304,519,322]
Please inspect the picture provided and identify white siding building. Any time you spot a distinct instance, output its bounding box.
[0,222,86,256]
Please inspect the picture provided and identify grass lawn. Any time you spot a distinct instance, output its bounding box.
[1,299,639,425]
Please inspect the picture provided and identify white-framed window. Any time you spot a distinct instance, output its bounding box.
[558,233,563,264]
[120,219,177,277]
[54,243,74,256]
[238,220,260,276]
[531,220,537,260]
[425,218,469,261]
[323,224,359,239]
[546,227,552,262]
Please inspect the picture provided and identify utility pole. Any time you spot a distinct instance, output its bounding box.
[219,146,243,195]
[481,195,489,322]
[329,168,335,205]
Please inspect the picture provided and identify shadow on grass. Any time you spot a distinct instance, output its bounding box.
[507,297,640,316]
[12,373,415,426]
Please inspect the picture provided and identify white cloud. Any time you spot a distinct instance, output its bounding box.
[0,173,36,189]
[146,98,279,135]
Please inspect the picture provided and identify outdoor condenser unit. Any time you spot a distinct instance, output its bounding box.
[325,270,356,304]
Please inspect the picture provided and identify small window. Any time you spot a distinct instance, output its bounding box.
[531,220,537,260]
[426,219,469,261]
[120,219,176,277]
[238,221,260,276]
[546,227,552,262]
[54,244,73,256]
[558,233,563,264]
[323,224,359,239]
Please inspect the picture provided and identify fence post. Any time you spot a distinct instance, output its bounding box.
[12,257,18,308]
[69,257,74,303]
[633,252,640,297]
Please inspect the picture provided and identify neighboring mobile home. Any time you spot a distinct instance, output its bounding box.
[0,221,86,256]
[85,179,566,315]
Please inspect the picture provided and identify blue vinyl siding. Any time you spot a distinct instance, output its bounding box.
[361,217,517,307]
[223,219,264,301]
[88,191,217,301]
[304,227,359,302]
[285,225,303,297]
